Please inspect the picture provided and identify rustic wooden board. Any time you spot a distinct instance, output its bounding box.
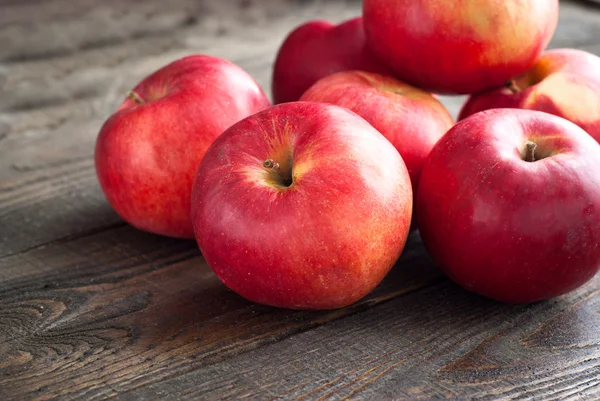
[2,0,600,399]
[121,276,600,401]
[0,230,443,400]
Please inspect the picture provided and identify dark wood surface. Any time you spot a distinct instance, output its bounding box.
[2,0,600,399]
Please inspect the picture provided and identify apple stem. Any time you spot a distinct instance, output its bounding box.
[128,90,145,105]
[505,80,521,94]
[263,159,280,170]
[525,141,537,162]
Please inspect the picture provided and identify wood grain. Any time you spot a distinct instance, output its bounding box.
[0,231,441,400]
[2,0,600,400]
[120,276,600,401]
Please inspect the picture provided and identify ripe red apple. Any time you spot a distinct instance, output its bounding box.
[417,109,600,303]
[95,55,270,238]
[300,70,453,227]
[191,102,413,310]
[271,17,391,104]
[459,49,600,143]
[363,0,559,94]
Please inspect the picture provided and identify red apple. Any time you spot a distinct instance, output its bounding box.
[300,70,453,227]
[271,17,391,104]
[459,49,600,143]
[191,102,413,310]
[95,55,270,238]
[417,109,600,303]
[363,0,559,94]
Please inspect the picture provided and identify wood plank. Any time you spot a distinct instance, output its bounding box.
[0,0,205,62]
[120,274,600,400]
[0,229,441,400]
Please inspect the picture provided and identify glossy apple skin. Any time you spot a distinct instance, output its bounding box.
[271,17,391,104]
[300,70,453,227]
[363,0,558,94]
[417,109,600,303]
[191,102,413,310]
[459,49,600,143]
[95,55,270,238]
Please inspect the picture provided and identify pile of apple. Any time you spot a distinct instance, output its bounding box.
[95,0,600,310]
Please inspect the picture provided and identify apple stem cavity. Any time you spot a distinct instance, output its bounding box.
[128,90,145,105]
[263,158,293,187]
[524,141,537,162]
[505,80,522,94]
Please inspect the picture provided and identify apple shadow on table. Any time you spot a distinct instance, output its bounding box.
[121,225,600,399]
[135,230,580,390]
[134,231,530,363]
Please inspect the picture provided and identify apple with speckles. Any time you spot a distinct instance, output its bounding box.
[95,55,271,238]
[459,49,600,143]
[363,0,559,94]
[300,70,453,227]
[191,102,413,310]
[417,109,600,303]
[271,17,391,104]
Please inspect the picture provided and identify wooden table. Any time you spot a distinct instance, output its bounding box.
[2,1,600,399]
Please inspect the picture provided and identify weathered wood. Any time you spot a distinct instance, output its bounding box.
[0,231,441,400]
[2,0,600,399]
[121,276,600,401]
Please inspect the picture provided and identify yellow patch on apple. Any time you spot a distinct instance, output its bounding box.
[526,73,600,124]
